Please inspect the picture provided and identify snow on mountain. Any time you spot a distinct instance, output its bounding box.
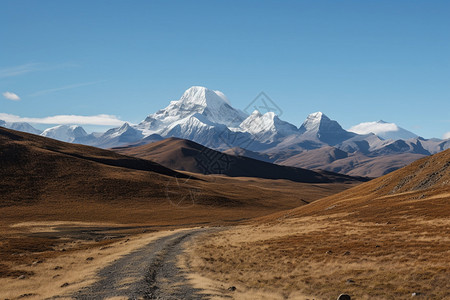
[138,86,247,135]
[10,86,443,161]
[0,120,42,135]
[41,125,87,142]
[298,112,355,145]
[240,110,298,143]
[93,122,144,148]
[348,120,418,140]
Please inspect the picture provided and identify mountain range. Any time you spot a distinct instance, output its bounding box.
[1,86,449,177]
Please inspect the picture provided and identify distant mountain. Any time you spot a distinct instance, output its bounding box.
[113,137,366,183]
[3,86,448,177]
[298,112,356,146]
[140,86,247,131]
[131,86,250,149]
[41,125,88,143]
[239,110,298,144]
[348,120,418,140]
[92,122,144,148]
[277,146,427,177]
[0,120,42,135]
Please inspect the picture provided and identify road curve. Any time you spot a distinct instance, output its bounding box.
[73,227,216,300]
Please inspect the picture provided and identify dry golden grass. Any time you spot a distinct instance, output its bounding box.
[187,211,450,299]
[0,223,190,300]
[186,150,450,299]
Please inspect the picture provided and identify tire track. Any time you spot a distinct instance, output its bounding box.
[73,228,215,299]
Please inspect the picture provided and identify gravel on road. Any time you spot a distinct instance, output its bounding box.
[73,227,218,300]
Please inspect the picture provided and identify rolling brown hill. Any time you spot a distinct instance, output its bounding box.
[0,127,188,206]
[0,127,360,226]
[282,147,450,219]
[190,149,450,299]
[113,137,366,183]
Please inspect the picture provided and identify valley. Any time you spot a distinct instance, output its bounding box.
[0,125,448,299]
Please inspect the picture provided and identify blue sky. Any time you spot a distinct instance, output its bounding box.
[1,0,449,138]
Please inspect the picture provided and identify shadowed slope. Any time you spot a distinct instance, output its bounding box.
[0,127,358,224]
[0,127,189,207]
[113,137,366,183]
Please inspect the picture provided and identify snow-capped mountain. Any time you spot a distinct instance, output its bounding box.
[122,86,250,149]
[2,85,448,178]
[138,86,247,134]
[77,87,447,154]
[348,120,418,140]
[93,122,144,148]
[239,110,298,144]
[0,120,42,135]
[3,86,448,164]
[298,112,356,145]
[41,125,88,143]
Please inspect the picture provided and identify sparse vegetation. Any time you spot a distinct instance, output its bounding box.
[186,150,450,299]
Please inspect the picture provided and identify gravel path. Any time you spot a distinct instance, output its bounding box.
[73,228,216,300]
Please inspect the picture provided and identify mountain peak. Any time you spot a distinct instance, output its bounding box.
[309,111,325,119]
[141,86,247,131]
[179,86,230,108]
[301,111,331,131]
[240,110,298,143]
[299,112,354,145]
[0,120,42,135]
[41,124,87,143]
[119,122,131,130]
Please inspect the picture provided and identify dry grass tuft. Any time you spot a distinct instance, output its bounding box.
[187,213,450,299]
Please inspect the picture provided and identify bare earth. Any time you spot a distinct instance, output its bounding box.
[73,228,216,300]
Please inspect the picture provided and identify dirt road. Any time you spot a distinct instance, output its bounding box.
[73,228,215,299]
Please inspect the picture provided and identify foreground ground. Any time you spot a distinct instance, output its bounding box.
[187,204,449,299]
[186,151,450,299]
[1,128,448,299]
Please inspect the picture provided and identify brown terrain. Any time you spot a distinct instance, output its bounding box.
[187,149,450,299]
[113,137,366,183]
[277,146,426,177]
[0,127,361,299]
[1,126,447,299]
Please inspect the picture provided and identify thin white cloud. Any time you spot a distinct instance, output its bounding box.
[29,80,106,97]
[443,132,450,140]
[2,91,21,101]
[348,121,399,135]
[0,113,126,126]
[0,62,78,78]
[0,63,40,78]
